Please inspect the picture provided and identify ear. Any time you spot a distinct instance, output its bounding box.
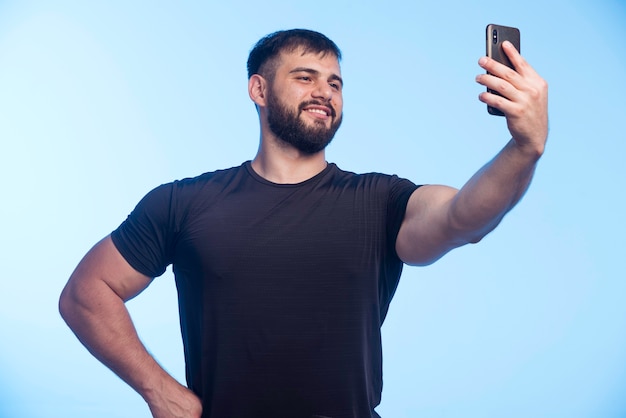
[248,74,268,107]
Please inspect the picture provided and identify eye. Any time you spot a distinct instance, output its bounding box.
[329,81,344,93]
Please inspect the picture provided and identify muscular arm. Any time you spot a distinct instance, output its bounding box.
[59,235,202,418]
[396,41,548,266]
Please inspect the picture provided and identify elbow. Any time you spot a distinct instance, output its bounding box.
[58,282,74,324]
[466,232,486,244]
[454,228,492,247]
[58,279,84,327]
[448,212,503,246]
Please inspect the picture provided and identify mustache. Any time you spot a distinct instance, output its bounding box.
[298,100,337,118]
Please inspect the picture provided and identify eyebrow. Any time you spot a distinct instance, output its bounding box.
[289,67,344,88]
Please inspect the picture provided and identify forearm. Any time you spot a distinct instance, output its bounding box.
[456,39,548,240]
[60,237,202,417]
[59,277,175,402]
[449,138,542,241]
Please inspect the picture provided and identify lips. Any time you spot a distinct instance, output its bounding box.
[300,101,335,119]
[305,107,329,117]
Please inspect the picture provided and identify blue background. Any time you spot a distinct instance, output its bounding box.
[1,1,625,417]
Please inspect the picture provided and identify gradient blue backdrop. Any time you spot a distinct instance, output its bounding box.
[1,1,625,417]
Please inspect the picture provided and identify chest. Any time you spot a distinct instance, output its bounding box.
[176,185,388,279]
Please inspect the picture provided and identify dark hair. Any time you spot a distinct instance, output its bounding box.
[247,29,342,79]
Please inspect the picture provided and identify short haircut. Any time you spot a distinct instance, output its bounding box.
[247,29,342,80]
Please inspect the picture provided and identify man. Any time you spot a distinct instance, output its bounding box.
[59,29,548,418]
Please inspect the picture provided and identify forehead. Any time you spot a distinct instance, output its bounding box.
[275,48,342,75]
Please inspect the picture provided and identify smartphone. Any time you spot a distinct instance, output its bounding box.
[486,24,520,116]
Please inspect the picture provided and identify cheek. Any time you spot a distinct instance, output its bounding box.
[333,98,343,115]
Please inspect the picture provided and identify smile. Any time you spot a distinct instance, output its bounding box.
[305,108,329,117]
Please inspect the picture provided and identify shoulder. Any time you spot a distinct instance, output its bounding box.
[130,163,248,217]
[329,163,419,192]
[173,163,247,189]
[143,163,247,202]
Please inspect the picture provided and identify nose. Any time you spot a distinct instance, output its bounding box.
[312,83,332,102]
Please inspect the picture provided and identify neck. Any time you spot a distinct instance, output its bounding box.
[251,135,328,184]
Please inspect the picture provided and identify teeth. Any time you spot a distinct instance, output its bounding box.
[307,108,328,116]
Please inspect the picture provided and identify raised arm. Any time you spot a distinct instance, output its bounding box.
[396,41,548,266]
[59,235,202,418]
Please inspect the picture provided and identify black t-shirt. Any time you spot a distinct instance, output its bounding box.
[111,161,419,418]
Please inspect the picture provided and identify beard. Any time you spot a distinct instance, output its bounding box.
[266,90,342,155]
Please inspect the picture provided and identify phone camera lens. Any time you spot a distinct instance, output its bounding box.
[492,29,498,44]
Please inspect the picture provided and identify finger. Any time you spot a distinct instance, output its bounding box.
[501,41,539,79]
[475,72,520,102]
[478,55,520,85]
[476,71,526,117]
[478,89,520,116]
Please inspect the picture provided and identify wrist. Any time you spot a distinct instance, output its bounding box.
[134,362,173,403]
[509,137,545,162]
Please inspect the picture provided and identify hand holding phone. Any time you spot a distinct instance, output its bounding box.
[477,24,548,152]
[485,24,520,116]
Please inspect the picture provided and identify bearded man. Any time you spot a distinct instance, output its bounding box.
[59,29,548,418]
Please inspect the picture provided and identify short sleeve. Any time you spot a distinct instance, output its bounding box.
[110,183,177,278]
[386,176,420,253]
